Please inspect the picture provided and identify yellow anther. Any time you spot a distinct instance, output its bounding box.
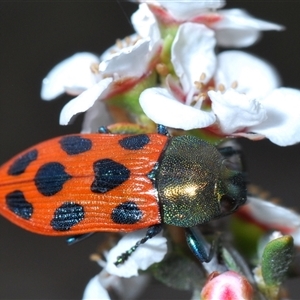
[231,81,238,89]
[218,84,225,92]
[116,38,123,49]
[89,253,101,262]
[90,63,100,74]
[125,36,131,46]
[194,81,204,90]
[156,63,169,76]
[200,72,206,81]
[191,93,206,108]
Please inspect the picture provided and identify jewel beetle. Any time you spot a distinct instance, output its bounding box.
[0,125,247,264]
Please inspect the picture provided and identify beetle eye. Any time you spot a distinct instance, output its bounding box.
[220,195,237,214]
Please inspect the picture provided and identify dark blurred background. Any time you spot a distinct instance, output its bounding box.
[0,1,300,299]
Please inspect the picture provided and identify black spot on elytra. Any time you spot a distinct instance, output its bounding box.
[51,202,84,231]
[6,190,33,220]
[35,162,72,196]
[59,136,92,155]
[91,159,130,193]
[8,149,38,176]
[111,201,143,224]
[119,134,150,150]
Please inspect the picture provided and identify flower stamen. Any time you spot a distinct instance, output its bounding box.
[194,73,208,92]
[194,81,204,91]
[116,38,123,49]
[200,72,206,81]
[217,84,225,92]
[90,63,100,74]
[156,63,169,76]
[191,93,205,109]
[231,80,238,89]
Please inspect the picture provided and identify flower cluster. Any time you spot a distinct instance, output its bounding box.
[41,1,300,299]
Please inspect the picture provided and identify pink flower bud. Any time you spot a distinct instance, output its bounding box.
[201,271,253,300]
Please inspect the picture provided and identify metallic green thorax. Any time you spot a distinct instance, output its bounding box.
[156,136,247,227]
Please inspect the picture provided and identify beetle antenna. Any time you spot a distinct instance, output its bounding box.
[114,224,162,266]
[66,232,95,245]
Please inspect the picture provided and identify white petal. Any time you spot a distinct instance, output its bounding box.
[249,88,300,146]
[105,229,167,278]
[230,132,265,141]
[245,196,300,246]
[41,53,100,100]
[158,0,225,21]
[82,275,111,300]
[217,9,284,31]
[215,28,261,48]
[59,78,113,125]
[100,34,140,61]
[116,275,151,300]
[171,23,216,93]
[209,89,267,134]
[81,99,113,133]
[140,88,216,130]
[215,51,280,99]
[100,39,158,78]
[131,4,161,42]
[88,270,150,300]
[213,9,284,47]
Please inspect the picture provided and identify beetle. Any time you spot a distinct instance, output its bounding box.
[0,125,247,264]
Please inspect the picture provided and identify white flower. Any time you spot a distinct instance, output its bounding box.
[140,87,216,130]
[83,273,111,300]
[140,22,300,146]
[140,23,217,130]
[171,23,216,92]
[59,77,113,126]
[83,229,167,299]
[98,36,158,78]
[105,229,167,278]
[83,271,150,300]
[210,8,283,48]
[132,1,283,47]
[131,4,161,45]
[238,196,300,246]
[214,51,280,99]
[209,88,300,146]
[62,38,160,128]
[41,52,100,100]
[209,89,267,134]
[138,0,225,21]
[41,36,161,130]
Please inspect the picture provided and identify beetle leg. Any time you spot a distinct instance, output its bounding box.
[98,126,111,134]
[185,227,219,263]
[114,224,162,266]
[66,232,95,245]
[157,124,170,136]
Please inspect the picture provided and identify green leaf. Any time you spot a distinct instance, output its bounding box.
[150,252,206,291]
[261,235,294,287]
